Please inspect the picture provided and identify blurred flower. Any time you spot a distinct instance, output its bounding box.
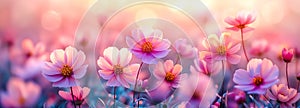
[211,102,220,108]
[58,86,90,106]
[153,60,184,88]
[297,73,300,81]
[126,29,171,64]
[266,84,300,108]
[225,12,256,33]
[174,38,198,58]
[227,89,246,104]
[233,58,279,94]
[282,48,294,63]
[97,47,139,88]
[11,39,48,79]
[42,46,88,87]
[205,32,241,64]
[190,58,221,76]
[250,39,269,56]
[1,78,41,107]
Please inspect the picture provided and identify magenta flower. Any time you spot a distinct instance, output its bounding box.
[126,29,171,64]
[266,84,300,108]
[42,46,88,87]
[153,60,184,88]
[225,12,256,33]
[174,38,198,58]
[206,33,241,64]
[97,47,140,88]
[1,78,41,107]
[58,86,90,106]
[233,58,279,94]
[282,48,294,63]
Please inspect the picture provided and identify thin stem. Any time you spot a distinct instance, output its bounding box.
[219,60,226,107]
[132,62,144,106]
[70,87,76,108]
[240,29,249,62]
[137,92,140,108]
[114,86,117,107]
[286,63,290,88]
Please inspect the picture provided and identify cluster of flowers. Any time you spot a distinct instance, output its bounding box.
[1,11,300,108]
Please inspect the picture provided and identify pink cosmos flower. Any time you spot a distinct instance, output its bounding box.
[153,60,184,88]
[1,78,41,107]
[282,48,294,63]
[250,39,270,56]
[205,32,241,64]
[97,47,140,88]
[174,38,198,58]
[58,86,90,106]
[191,51,221,76]
[42,46,88,87]
[11,39,48,79]
[225,12,256,33]
[233,58,279,94]
[126,29,171,64]
[266,84,300,108]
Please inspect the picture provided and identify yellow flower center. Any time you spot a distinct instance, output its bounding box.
[237,24,246,29]
[141,41,153,53]
[253,76,263,86]
[61,65,73,77]
[113,65,123,74]
[216,45,226,55]
[165,72,176,82]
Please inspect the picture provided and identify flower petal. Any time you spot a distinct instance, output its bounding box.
[141,53,157,64]
[42,74,64,82]
[58,91,72,101]
[164,60,174,72]
[98,70,114,80]
[227,54,241,64]
[73,64,88,79]
[72,50,86,71]
[151,50,170,58]
[119,48,132,66]
[233,69,252,84]
[153,39,171,51]
[50,49,65,66]
[106,77,121,87]
[103,47,119,65]
[97,57,113,70]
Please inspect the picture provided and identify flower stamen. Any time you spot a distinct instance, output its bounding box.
[165,72,176,82]
[113,65,123,74]
[61,65,73,77]
[216,45,226,55]
[141,41,153,53]
[253,76,263,86]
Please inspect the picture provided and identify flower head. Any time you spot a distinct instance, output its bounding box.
[97,47,140,88]
[250,39,269,56]
[126,29,171,64]
[174,38,198,58]
[282,48,294,63]
[266,84,300,108]
[1,78,41,107]
[58,86,90,106]
[153,60,183,88]
[233,58,279,94]
[206,33,241,64]
[42,46,88,87]
[225,12,256,33]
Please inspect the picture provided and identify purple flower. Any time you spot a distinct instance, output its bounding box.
[126,29,171,64]
[233,58,279,94]
[42,46,88,87]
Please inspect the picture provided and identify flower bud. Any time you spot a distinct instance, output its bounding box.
[282,48,294,63]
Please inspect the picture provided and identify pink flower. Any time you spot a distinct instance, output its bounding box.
[250,39,269,56]
[206,33,241,64]
[97,47,140,88]
[42,46,88,87]
[225,12,256,33]
[58,86,90,106]
[266,84,300,108]
[233,58,279,94]
[190,58,221,76]
[153,60,184,88]
[282,48,294,63]
[174,38,198,58]
[1,78,41,107]
[126,29,171,64]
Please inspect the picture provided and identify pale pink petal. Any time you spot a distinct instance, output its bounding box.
[172,64,182,75]
[116,75,130,88]
[141,53,157,64]
[248,88,266,94]
[119,48,132,66]
[106,77,121,87]
[23,82,41,106]
[121,74,135,85]
[153,39,171,51]
[260,59,274,77]
[150,29,163,39]
[103,47,119,65]
[98,70,114,80]
[50,49,65,66]
[287,93,300,104]
[278,94,290,102]
[73,64,88,79]
[224,17,239,26]
[59,91,72,101]
[123,64,140,75]
[226,27,240,31]
[52,78,76,87]
[153,61,166,79]
[131,49,144,58]
[43,62,60,75]
[266,89,277,100]
[65,46,78,65]
[97,57,113,70]
[233,69,252,84]
[242,27,254,33]
[131,29,145,41]
[247,59,262,76]
[1,93,17,107]
[164,60,174,72]
[126,36,137,48]
[228,44,241,54]
[72,86,81,99]
[82,87,90,99]
[227,54,241,64]
[260,79,279,88]
[151,50,170,58]
[72,51,86,70]
[263,66,279,82]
